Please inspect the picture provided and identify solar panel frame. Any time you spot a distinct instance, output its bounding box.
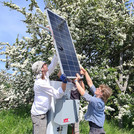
[46,9,82,79]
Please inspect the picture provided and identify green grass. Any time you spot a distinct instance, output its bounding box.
[0,105,133,134]
[78,120,134,134]
[0,105,32,134]
[104,120,134,134]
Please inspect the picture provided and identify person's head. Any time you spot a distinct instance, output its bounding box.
[95,84,112,103]
[32,61,48,79]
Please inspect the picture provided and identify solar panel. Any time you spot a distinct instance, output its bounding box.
[46,9,82,79]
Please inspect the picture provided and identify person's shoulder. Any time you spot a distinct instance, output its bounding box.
[46,72,49,77]
[90,84,96,89]
[97,100,105,110]
[91,96,104,104]
[90,96,98,101]
[91,97,105,109]
[35,78,44,84]
[93,97,104,102]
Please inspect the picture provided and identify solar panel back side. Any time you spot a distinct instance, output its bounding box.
[46,9,81,78]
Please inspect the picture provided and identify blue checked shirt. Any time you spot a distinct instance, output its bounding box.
[82,85,105,127]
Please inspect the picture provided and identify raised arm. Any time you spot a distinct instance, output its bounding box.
[74,73,85,96]
[79,80,85,90]
[80,68,93,88]
[48,54,58,75]
[57,70,67,92]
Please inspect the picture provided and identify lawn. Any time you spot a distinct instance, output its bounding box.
[0,105,133,134]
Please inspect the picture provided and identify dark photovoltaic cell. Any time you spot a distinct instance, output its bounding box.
[46,9,81,78]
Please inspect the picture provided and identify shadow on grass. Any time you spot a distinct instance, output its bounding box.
[8,104,31,117]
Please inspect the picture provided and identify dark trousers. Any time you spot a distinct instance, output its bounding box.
[89,122,105,134]
[89,127,105,134]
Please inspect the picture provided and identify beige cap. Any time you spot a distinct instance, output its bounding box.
[32,61,45,75]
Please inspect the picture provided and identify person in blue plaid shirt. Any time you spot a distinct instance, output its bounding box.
[74,68,112,134]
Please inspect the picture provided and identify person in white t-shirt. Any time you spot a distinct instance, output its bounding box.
[31,54,67,134]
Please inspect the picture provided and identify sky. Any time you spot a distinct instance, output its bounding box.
[0,0,134,73]
[0,0,45,73]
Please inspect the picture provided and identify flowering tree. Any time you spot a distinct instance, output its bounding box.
[48,0,134,127]
[0,0,134,128]
[0,70,12,109]
[0,0,55,108]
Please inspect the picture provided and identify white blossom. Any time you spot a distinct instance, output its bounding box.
[105,106,115,111]
[12,71,18,76]
[0,84,5,89]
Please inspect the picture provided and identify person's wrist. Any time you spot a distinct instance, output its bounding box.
[63,80,67,83]
[60,74,67,83]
